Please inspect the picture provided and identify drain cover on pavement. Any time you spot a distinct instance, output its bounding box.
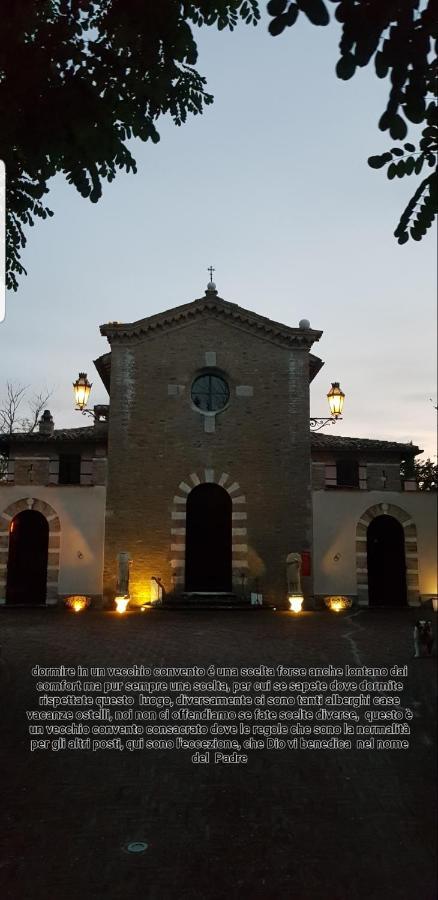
[125,841,148,853]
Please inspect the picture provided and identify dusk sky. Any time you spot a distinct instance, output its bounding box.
[1,11,436,458]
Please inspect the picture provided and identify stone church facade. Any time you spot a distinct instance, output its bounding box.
[1,286,436,609]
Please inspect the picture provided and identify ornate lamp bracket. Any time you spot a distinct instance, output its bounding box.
[309,416,342,432]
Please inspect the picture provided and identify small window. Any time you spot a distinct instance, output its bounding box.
[336,459,359,488]
[191,373,229,412]
[58,454,81,485]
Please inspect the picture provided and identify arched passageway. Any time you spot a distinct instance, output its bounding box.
[367,515,407,607]
[185,483,232,592]
[6,510,49,605]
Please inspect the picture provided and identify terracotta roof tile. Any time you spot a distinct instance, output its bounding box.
[310,433,421,455]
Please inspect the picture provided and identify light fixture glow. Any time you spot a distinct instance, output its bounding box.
[115,596,129,614]
[73,372,92,411]
[65,595,90,613]
[288,595,304,613]
[324,596,353,613]
[327,382,345,419]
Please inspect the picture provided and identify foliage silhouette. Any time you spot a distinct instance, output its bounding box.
[3,1,436,291]
[267,0,437,244]
[1,1,259,290]
[401,456,438,491]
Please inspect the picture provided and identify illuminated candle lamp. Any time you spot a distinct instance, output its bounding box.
[65,595,89,613]
[288,595,304,613]
[324,596,353,612]
[115,596,129,614]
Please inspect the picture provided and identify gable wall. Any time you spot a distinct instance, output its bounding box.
[103,315,313,604]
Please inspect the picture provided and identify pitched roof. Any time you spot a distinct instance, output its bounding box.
[99,292,323,346]
[311,433,421,456]
[0,423,108,447]
[0,425,420,457]
[95,291,324,391]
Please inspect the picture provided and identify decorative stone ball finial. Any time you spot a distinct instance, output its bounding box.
[206,281,217,293]
[299,318,311,330]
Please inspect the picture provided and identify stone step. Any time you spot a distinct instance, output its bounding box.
[162,592,257,610]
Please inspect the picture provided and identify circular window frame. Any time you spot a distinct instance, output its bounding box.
[190,370,230,417]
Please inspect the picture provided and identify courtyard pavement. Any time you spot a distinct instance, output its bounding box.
[0,606,436,900]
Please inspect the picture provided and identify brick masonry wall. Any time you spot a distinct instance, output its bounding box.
[103,315,314,606]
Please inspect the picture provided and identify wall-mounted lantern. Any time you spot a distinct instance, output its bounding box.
[310,382,346,431]
[73,373,92,412]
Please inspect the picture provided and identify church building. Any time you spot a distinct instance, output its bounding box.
[1,283,436,610]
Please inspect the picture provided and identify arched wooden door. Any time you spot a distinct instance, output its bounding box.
[367,515,407,607]
[6,510,49,605]
[185,483,232,592]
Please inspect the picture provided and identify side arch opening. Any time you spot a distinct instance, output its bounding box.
[6,510,49,605]
[367,515,407,607]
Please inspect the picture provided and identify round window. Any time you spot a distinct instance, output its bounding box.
[191,373,229,412]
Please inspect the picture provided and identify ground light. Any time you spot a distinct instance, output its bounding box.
[65,595,90,613]
[288,595,304,613]
[324,596,353,612]
[114,596,129,614]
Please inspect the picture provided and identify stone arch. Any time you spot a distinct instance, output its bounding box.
[170,469,247,592]
[0,497,61,605]
[355,502,419,607]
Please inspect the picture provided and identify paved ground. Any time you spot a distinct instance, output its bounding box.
[0,607,436,900]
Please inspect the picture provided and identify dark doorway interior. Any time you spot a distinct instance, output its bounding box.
[367,515,407,607]
[6,510,49,605]
[185,483,232,592]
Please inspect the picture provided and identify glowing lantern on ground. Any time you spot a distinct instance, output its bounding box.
[73,372,92,411]
[327,382,345,419]
[65,595,90,613]
[288,595,304,613]
[324,596,353,612]
[115,596,129,614]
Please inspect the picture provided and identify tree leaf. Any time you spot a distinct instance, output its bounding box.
[296,0,329,26]
[389,114,408,140]
[368,153,392,169]
[336,52,355,80]
[374,51,389,79]
[387,162,397,179]
[391,147,404,156]
[268,14,287,35]
[267,0,288,14]
[286,3,299,25]
[378,111,390,132]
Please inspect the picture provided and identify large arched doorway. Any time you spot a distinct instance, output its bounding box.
[6,510,49,605]
[367,515,407,607]
[185,483,232,592]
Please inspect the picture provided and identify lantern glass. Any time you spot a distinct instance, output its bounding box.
[327,382,345,418]
[73,373,92,410]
